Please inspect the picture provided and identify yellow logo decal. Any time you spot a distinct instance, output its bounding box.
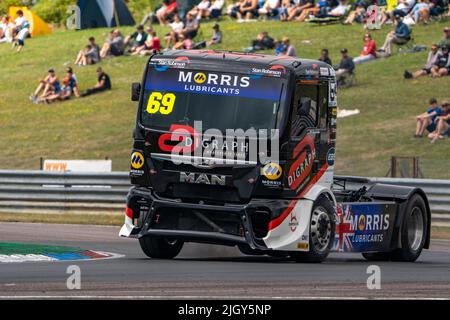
[262,163,282,180]
[193,72,207,84]
[131,152,144,169]
[358,215,366,231]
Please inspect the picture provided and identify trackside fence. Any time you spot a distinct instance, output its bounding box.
[0,170,449,225]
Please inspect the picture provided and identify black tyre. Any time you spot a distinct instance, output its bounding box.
[291,195,336,263]
[139,236,184,259]
[391,194,427,262]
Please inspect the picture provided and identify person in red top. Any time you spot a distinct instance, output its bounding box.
[133,30,162,56]
[353,33,377,65]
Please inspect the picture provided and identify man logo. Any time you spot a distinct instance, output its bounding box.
[262,163,282,180]
[193,72,207,84]
[131,152,144,169]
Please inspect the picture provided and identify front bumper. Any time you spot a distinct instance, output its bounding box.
[119,187,292,250]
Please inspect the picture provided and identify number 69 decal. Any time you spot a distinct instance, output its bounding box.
[146,92,176,115]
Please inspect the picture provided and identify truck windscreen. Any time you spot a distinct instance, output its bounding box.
[140,67,285,132]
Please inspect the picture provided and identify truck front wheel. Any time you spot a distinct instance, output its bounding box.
[139,237,184,259]
[291,195,336,263]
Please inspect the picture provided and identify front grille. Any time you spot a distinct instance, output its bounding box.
[165,183,242,203]
[162,161,234,175]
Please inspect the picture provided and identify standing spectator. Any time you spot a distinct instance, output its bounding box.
[430,45,450,78]
[378,15,411,56]
[124,25,148,53]
[404,43,439,79]
[81,67,111,97]
[100,29,125,58]
[319,48,332,65]
[353,33,377,64]
[335,48,355,82]
[414,98,442,138]
[281,37,297,57]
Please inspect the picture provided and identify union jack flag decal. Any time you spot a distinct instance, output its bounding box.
[334,205,355,252]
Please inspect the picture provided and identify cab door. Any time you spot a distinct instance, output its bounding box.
[285,80,329,196]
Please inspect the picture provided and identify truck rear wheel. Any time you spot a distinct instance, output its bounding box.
[362,194,427,262]
[391,194,427,262]
[139,237,184,259]
[291,195,335,263]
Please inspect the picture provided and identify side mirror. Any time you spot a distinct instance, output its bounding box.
[131,83,141,102]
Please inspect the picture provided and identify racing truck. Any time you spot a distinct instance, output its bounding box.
[120,50,431,263]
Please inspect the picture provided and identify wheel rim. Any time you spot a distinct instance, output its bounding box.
[310,206,332,252]
[407,206,424,251]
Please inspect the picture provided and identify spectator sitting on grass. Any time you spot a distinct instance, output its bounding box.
[406,0,430,24]
[124,25,148,53]
[319,48,332,65]
[280,37,297,57]
[0,16,13,43]
[258,0,281,19]
[236,0,260,22]
[156,0,178,25]
[438,27,450,50]
[428,101,450,141]
[30,68,61,103]
[428,0,445,17]
[414,98,442,138]
[173,34,193,50]
[404,43,439,79]
[287,0,315,21]
[66,67,80,98]
[378,14,411,56]
[189,0,211,20]
[335,48,355,82]
[165,14,184,49]
[181,13,200,40]
[430,45,450,77]
[100,29,125,58]
[207,23,222,46]
[12,10,30,52]
[81,67,111,97]
[207,0,225,18]
[244,31,275,52]
[133,30,162,55]
[313,0,350,19]
[297,0,331,22]
[343,1,368,25]
[37,77,73,104]
[353,33,377,65]
[74,37,100,66]
[227,0,246,18]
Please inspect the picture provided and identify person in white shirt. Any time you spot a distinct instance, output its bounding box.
[0,16,14,43]
[13,10,30,52]
[165,14,184,49]
[208,0,225,18]
[258,0,280,18]
[189,0,211,20]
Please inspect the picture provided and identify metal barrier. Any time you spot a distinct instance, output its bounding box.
[0,170,449,226]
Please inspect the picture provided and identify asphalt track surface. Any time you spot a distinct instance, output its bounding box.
[0,222,449,299]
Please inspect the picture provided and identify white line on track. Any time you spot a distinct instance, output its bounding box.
[0,295,448,300]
